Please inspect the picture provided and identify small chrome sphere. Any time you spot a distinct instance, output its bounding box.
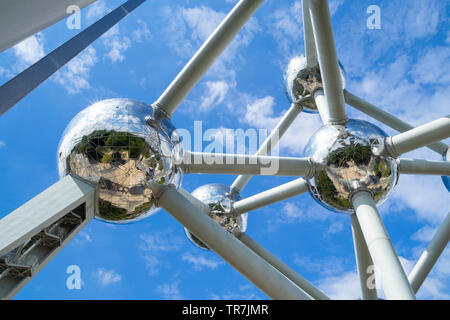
[304,119,398,214]
[57,98,183,223]
[184,184,248,250]
[284,55,346,113]
[442,148,450,192]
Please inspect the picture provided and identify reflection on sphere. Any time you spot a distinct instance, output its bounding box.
[57,98,182,223]
[184,184,248,250]
[304,119,398,214]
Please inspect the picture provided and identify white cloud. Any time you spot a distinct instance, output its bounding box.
[53,47,98,94]
[73,231,92,245]
[157,281,183,299]
[161,5,258,76]
[327,221,344,235]
[199,81,231,111]
[269,201,330,227]
[317,271,361,300]
[210,283,262,300]
[86,0,108,22]
[105,37,131,62]
[210,291,261,300]
[398,256,450,299]
[410,46,450,85]
[328,0,345,16]
[388,174,450,224]
[411,225,438,242]
[0,141,5,148]
[0,65,12,78]
[139,231,182,252]
[294,255,345,277]
[268,1,302,53]
[143,255,160,276]
[133,20,152,43]
[182,252,223,271]
[100,25,130,63]
[242,96,322,156]
[96,268,121,286]
[13,33,45,68]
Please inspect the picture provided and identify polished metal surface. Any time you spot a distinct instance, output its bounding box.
[284,55,345,113]
[57,98,183,223]
[442,148,450,192]
[184,184,248,250]
[304,119,398,214]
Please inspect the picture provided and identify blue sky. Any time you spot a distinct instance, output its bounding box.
[0,0,449,299]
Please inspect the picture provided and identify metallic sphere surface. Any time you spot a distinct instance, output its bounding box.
[442,148,450,192]
[284,55,346,113]
[184,184,248,250]
[304,119,398,214]
[57,98,183,224]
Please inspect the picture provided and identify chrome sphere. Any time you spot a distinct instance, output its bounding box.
[442,148,450,192]
[184,184,248,250]
[57,98,183,223]
[284,55,346,113]
[304,119,398,214]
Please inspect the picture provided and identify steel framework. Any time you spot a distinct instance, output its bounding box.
[0,0,449,300]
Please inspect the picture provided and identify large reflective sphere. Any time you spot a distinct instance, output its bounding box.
[184,184,248,250]
[57,98,183,223]
[284,55,346,113]
[304,119,398,214]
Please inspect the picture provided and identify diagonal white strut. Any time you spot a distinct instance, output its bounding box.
[308,0,348,125]
[232,178,308,216]
[154,0,265,117]
[237,233,330,300]
[351,191,416,300]
[302,0,318,68]
[181,186,328,300]
[408,212,450,293]
[231,103,303,193]
[149,183,311,300]
[383,116,450,157]
[344,90,448,156]
[350,214,378,300]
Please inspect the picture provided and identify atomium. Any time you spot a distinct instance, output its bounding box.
[284,55,346,112]
[184,184,248,250]
[304,119,398,214]
[57,98,183,223]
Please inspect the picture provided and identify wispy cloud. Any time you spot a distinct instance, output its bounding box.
[182,252,223,271]
[242,96,322,156]
[157,281,183,299]
[138,230,183,276]
[96,268,121,286]
[12,33,45,69]
[294,255,346,277]
[139,231,183,252]
[142,255,160,276]
[132,20,152,43]
[73,231,92,245]
[210,283,262,300]
[317,271,361,300]
[53,47,98,94]
[160,4,259,115]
